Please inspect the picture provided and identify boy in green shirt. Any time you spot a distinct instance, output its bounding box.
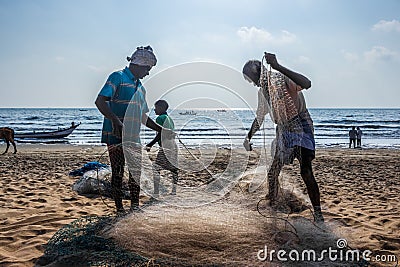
[146,100,178,197]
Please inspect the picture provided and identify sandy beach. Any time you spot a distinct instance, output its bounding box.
[0,144,399,266]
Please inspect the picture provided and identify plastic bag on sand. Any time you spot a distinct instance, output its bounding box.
[72,167,112,196]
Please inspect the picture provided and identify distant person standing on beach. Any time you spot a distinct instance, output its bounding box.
[146,100,179,197]
[356,126,363,148]
[95,46,172,214]
[349,126,357,148]
[242,52,324,223]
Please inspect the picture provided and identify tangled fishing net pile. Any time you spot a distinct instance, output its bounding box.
[35,143,358,266]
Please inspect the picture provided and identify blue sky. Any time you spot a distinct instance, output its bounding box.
[0,0,399,108]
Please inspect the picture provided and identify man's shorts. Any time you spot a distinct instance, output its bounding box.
[292,145,315,163]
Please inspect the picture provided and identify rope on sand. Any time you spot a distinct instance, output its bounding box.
[95,147,115,211]
[256,198,299,239]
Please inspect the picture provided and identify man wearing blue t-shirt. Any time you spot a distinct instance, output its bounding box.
[95,46,173,214]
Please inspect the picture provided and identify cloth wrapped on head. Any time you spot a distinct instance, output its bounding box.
[127,45,157,67]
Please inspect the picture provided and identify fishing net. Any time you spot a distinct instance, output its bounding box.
[35,215,149,266]
[37,184,360,267]
[71,110,256,208]
[38,116,357,266]
[112,137,252,208]
[255,57,319,208]
[38,142,275,267]
[34,60,367,266]
[122,104,255,207]
[259,58,307,164]
[36,215,206,267]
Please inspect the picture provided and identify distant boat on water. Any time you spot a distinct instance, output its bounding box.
[217,109,227,112]
[14,122,80,139]
[179,110,197,115]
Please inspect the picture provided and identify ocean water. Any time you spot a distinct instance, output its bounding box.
[0,108,399,149]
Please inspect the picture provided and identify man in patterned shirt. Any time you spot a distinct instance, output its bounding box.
[242,52,324,223]
[95,46,173,214]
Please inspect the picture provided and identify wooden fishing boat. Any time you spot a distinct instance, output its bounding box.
[179,110,197,115]
[14,123,80,139]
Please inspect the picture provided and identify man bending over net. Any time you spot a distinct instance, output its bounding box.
[242,52,324,223]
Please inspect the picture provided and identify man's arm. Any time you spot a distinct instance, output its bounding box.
[142,114,176,142]
[264,52,311,89]
[142,114,162,151]
[247,117,264,140]
[142,113,162,132]
[146,132,161,150]
[95,95,123,138]
[243,88,269,151]
[243,115,265,151]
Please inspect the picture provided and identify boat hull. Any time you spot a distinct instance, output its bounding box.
[14,124,80,139]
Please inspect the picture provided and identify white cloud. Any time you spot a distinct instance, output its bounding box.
[364,46,399,62]
[341,50,359,63]
[371,19,400,32]
[237,26,271,43]
[237,26,296,45]
[342,47,399,64]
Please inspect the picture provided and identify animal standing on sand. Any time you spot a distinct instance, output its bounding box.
[0,127,17,154]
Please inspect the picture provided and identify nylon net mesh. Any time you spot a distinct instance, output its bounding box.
[36,142,362,266]
[259,59,307,164]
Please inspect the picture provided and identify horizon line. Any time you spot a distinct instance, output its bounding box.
[1,106,399,109]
